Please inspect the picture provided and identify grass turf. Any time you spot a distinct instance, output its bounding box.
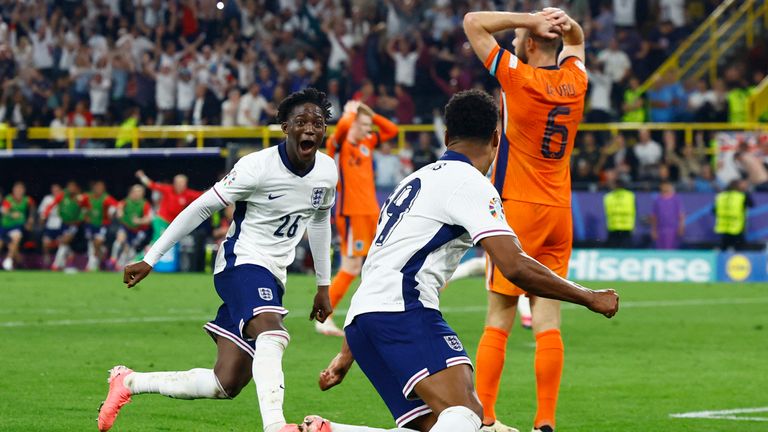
[0,271,766,431]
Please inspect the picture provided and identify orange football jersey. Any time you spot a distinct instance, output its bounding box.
[485,44,588,208]
[327,112,399,216]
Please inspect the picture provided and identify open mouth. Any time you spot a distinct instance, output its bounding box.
[299,140,316,153]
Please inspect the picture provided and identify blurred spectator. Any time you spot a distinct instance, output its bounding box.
[714,179,753,251]
[326,79,343,121]
[411,132,438,170]
[601,134,638,183]
[622,76,646,122]
[238,83,275,127]
[591,2,616,50]
[89,72,111,123]
[735,142,768,188]
[659,0,686,28]
[373,141,404,189]
[220,88,240,127]
[647,69,685,122]
[650,181,685,249]
[572,132,602,186]
[387,32,423,91]
[394,84,415,124]
[634,128,662,180]
[190,83,218,125]
[603,179,636,248]
[691,163,718,193]
[597,39,630,109]
[586,61,613,122]
[613,0,637,28]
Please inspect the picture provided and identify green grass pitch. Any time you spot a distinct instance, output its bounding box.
[0,271,766,431]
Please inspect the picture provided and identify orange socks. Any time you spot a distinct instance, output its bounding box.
[329,270,356,309]
[475,326,509,425]
[534,329,564,429]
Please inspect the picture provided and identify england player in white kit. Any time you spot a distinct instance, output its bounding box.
[98,88,338,432]
[308,91,619,432]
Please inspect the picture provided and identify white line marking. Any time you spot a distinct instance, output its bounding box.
[670,407,768,422]
[1,297,767,328]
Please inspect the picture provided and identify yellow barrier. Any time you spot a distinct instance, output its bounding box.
[638,0,767,95]
[3,123,768,152]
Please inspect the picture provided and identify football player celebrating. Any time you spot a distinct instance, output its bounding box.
[98,88,338,432]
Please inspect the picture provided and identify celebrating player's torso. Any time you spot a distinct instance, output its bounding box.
[486,45,588,207]
[211,144,337,284]
[345,152,516,326]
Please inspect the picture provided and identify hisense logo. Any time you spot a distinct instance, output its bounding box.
[569,250,714,282]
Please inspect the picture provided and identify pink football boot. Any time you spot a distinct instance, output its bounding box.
[97,365,134,431]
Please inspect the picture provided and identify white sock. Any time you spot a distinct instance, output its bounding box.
[330,423,417,432]
[518,295,531,320]
[450,257,486,281]
[110,241,123,260]
[254,331,290,432]
[124,368,228,399]
[53,245,70,268]
[429,406,481,432]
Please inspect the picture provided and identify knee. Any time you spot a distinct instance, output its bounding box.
[243,313,286,340]
[214,372,248,399]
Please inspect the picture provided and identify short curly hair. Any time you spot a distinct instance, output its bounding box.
[275,87,332,123]
[444,90,499,143]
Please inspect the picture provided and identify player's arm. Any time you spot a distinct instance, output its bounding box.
[307,204,333,323]
[446,178,617,317]
[25,197,36,229]
[372,112,399,144]
[137,202,153,225]
[319,336,355,391]
[481,236,618,317]
[0,198,9,216]
[541,7,585,64]
[326,111,354,159]
[42,193,63,219]
[463,11,561,62]
[124,162,260,288]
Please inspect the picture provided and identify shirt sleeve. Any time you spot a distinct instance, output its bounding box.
[144,189,226,266]
[307,208,332,285]
[483,44,532,90]
[210,156,262,205]
[445,176,517,245]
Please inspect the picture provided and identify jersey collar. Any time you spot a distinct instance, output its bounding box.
[440,150,473,165]
[278,142,315,178]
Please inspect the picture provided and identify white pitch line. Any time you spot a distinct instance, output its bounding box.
[670,407,768,422]
[1,297,768,329]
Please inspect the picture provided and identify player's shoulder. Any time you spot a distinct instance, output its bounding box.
[312,151,338,180]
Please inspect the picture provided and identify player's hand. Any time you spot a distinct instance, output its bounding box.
[123,260,153,288]
[343,100,361,114]
[318,352,353,391]
[310,285,333,323]
[587,289,620,318]
[531,11,563,40]
[541,7,572,32]
[135,169,146,179]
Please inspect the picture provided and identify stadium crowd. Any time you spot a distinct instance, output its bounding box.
[0,0,760,130]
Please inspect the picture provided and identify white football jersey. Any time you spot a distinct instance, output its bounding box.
[211,144,337,285]
[344,151,517,326]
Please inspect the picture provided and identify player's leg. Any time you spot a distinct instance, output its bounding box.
[413,365,483,432]
[529,297,562,432]
[448,256,486,282]
[517,295,532,329]
[42,231,57,268]
[110,229,127,267]
[476,286,517,428]
[528,206,571,432]
[97,333,244,432]
[243,312,292,432]
[3,229,22,270]
[329,216,362,307]
[52,227,75,270]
